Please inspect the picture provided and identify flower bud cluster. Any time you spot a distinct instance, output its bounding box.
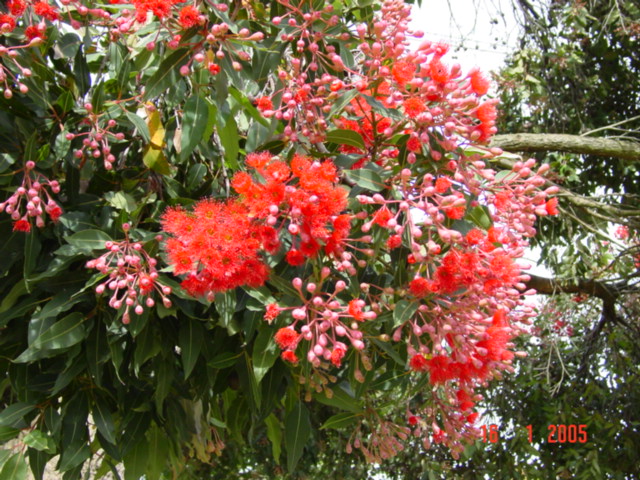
[86,223,172,324]
[70,104,124,170]
[0,160,62,232]
[274,277,375,368]
[0,45,35,99]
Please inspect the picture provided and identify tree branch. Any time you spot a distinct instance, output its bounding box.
[525,273,621,305]
[491,133,640,161]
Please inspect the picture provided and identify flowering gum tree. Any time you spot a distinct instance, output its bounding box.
[0,0,557,477]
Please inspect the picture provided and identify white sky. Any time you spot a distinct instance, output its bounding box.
[410,0,522,73]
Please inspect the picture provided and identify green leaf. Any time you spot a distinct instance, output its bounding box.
[143,49,189,100]
[216,113,239,169]
[105,191,137,213]
[125,111,151,143]
[320,411,362,430]
[315,384,362,413]
[179,319,204,379]
[370,338,405,366]
[23,430,56,454]
[284,402,311,473]
[180,95,213,161]
[467,205,493,230]
[393,300,419,328]
[146,425,169,480]
[253,327,278,383]
[31,312,86,351]
[326,129,366,150]
[215,291,239,335]
[264,414,282,464]
[186,163,207,190]
[208,351,241,369]
[65,229,112,253]
[92,396,116,446]
[0,403,36,428]
[344,168,385,192]
[143,145,171,176]
[123,440,149,480]
[0,453,28,480]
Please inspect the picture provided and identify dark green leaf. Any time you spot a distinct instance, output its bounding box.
[0,403,36,428]
[393,300,419,328]
[0,453,28,480]
[179,319,204,379]
[65,230,112,253]
[253,327,278,383]
[92,396,116,446]
[180,95,213,161]
[143,49,189,100]
[344,168,385,192]
[284,402,311,473]
[264,414,282,464]
[326,129,366,150]
[320,411,362,430]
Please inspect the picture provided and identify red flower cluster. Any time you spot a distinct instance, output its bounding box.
[231,152,348,264]
[162,199,272,297]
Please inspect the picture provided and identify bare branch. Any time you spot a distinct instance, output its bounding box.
[491,133,640,161]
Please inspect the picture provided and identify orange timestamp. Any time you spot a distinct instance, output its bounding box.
[481,424,588,444]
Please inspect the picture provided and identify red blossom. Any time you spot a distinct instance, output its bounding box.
[13,218,31,232]
[435,176,452,193]
[281,350,298,364]
[468,68,490,95]
[409,354,429,372]
[33,1,59,21]
[348,299,365,321]
[391,60,416,86]
[178,5,200,29]
[274,327,299,350]
[264,303,280,323]
[331,346,346,367]
[403,98,426,118]
[409,277,433,298]
[255,96,273,112]
[545,197,559,215]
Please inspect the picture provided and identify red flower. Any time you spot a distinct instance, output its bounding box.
[264,303,280,323]
[348,299,365,322]
[8,0,27,16]
[429,57,449,83]
[372,206,393,227]
[468,68,490,95]
[33,2,59,21]
[13,218,31,232]
[435,176,452,193]
[386,234,402,249]
[285,249,305,266]
[25,25,46,40]
[178,6,200,29]
[409,277,432,298]
[331,347,346,367]
[409,354,429,372]
[392,61,416,87]
[406,136,422,152]
[426,355,455,384]
[256,96,273,112]
[274,327,299,350]
[403,97,426,119]
[161,199,270,295]
[0,15,16,31]
[545,197,559,215]
[281,350,298,364]
[465,228,484,245]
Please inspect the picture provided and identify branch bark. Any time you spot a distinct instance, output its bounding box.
[525,273,621,305]
[491,133,640,161]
